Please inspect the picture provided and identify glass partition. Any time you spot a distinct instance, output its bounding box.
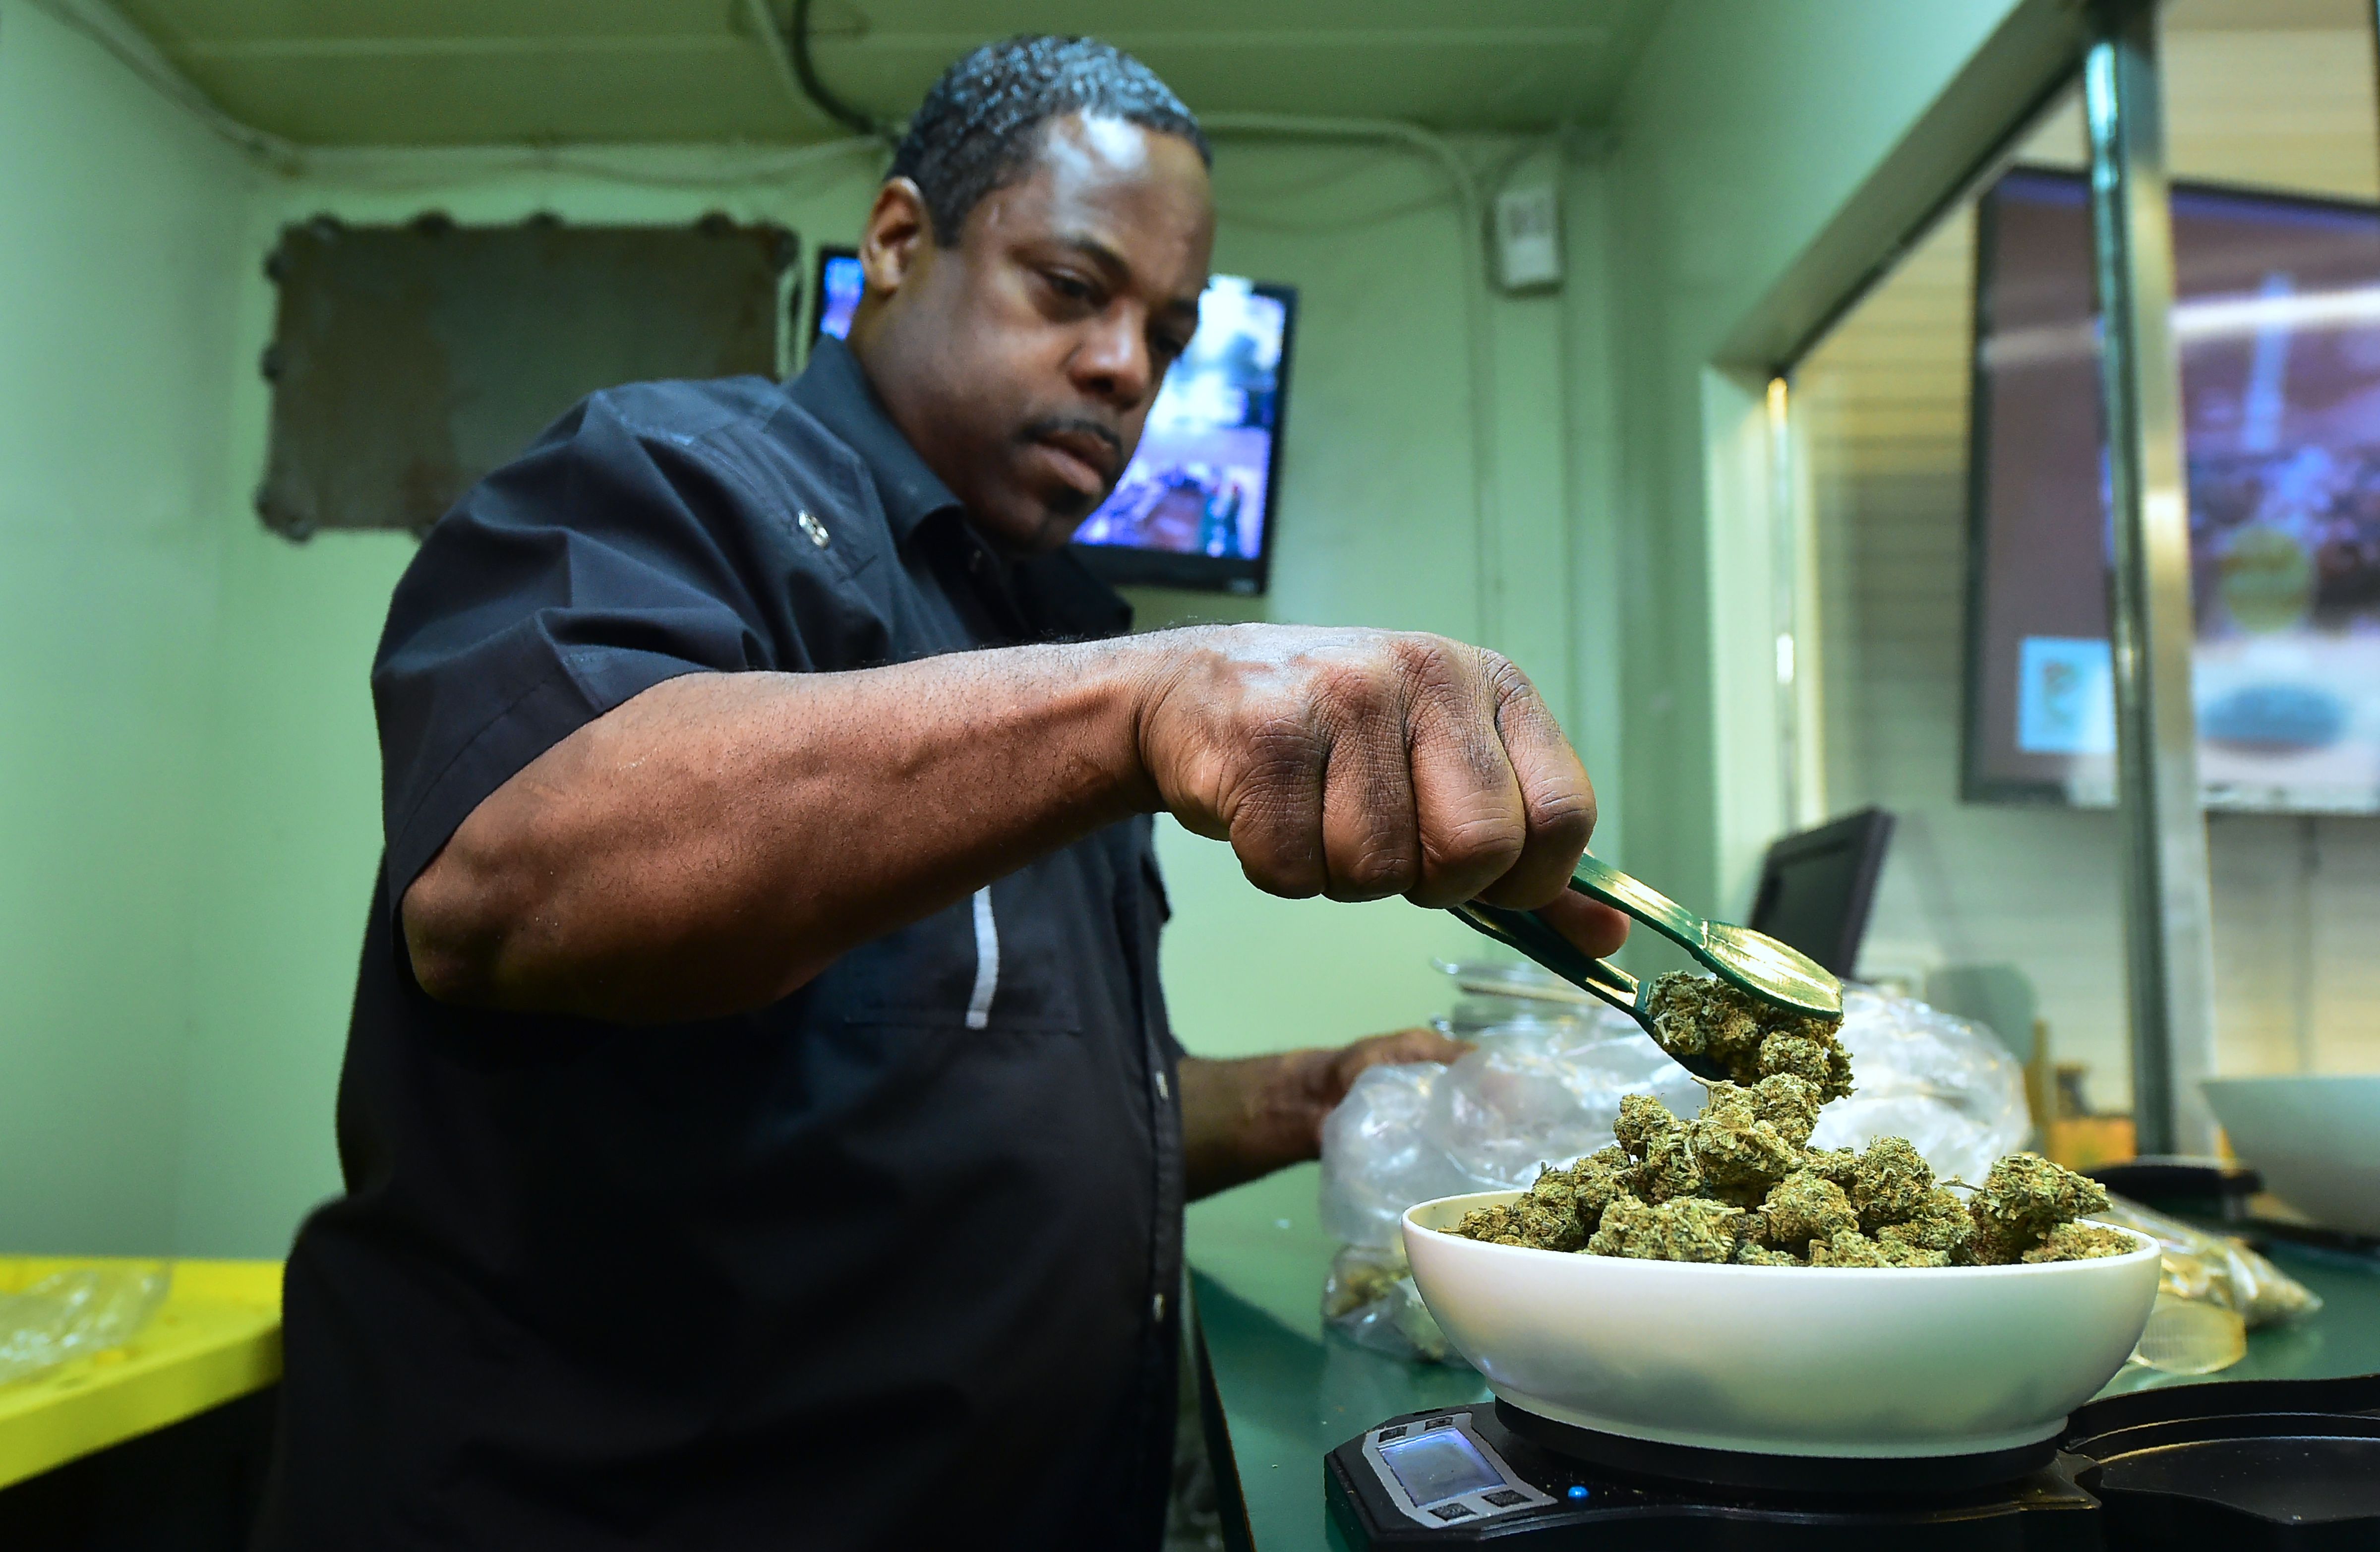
[1789,0,2380,1162]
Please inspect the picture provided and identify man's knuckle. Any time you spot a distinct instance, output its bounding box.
[1342,842,1419,896]
[1429,810,1526,866]
[1482,653,1539,707]
[1532,786,1597,834]
[1307,659,1373,712]
[1391,634,1466,693]
[1237,716,1324,780]
[1239,834,1326,897]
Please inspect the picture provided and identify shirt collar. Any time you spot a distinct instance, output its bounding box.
[785,335,961,546]
[782,337,1135,644]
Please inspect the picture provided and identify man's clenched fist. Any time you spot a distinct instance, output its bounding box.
[1128,627,1625,949]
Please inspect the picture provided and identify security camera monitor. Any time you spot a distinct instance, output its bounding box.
[1967,167,2380,812]
[814,249,1294,597]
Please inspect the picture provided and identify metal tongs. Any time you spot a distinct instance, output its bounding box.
[1450,853,1842,1085]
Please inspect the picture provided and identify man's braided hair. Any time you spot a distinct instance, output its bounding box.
[890,35,1210,243]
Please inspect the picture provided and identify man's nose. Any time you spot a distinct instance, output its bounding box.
[1069,311,1153,409]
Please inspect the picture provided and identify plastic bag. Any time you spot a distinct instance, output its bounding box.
[2090,1193,2321,1375]
[1424,1015,1705,1194]
[2098,1194,2323,1328]
[1806,986,2032,1185]
[1318,1063,1473,1250]
[1322,1242,1457,1364]
[1318,1006,1705,1251]
[0,1264,172,1385]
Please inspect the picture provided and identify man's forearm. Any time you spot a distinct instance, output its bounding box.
[403,643,1155,1021]
[1179,1053,1325,1200]
[401,622,1625,1026]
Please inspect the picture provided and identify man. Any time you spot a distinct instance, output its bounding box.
[259,35,1625,1552]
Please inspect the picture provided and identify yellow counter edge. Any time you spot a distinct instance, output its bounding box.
[0,1256,284,1492]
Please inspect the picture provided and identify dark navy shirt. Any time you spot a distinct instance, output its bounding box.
[259,339,1186,1552]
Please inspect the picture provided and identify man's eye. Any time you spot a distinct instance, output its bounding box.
[1045,272,1095,303]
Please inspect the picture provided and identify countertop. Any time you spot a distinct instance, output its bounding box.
[1185,1164,2380,1552]
[0,1256,282,1491]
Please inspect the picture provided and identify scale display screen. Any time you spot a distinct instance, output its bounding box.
[1377,1428,1504,1505]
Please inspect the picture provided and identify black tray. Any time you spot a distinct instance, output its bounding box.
[2062,1374,2380,1549]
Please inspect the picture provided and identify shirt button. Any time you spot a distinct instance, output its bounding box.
[1151,1291,1167,1321]
[968,550,986,575]
[796,509,830,548]
[1154,1070,1169,1103]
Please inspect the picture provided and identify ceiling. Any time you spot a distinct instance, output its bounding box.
[2163,0,2373,28]
[106,0,1673,147]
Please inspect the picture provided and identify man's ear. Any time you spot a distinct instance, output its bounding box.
[859,178,933,298]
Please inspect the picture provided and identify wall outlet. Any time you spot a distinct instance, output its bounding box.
[1493,183,1562,293]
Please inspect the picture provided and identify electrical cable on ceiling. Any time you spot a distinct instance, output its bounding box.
[296,140,884,194]
[757,0,897,144]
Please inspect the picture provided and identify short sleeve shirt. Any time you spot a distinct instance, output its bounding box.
[258,339,1186,1552]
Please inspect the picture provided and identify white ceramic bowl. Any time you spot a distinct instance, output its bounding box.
[1403,1192,2160,1458]
[2203,1074,2380,1237]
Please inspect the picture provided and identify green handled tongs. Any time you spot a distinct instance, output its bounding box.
[1450,854,1842,1083]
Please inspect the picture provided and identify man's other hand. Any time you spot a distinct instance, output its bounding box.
[1299,1026,1473,1123]
[1180,1025,1472,1201]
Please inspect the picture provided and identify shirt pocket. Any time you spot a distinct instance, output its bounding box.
[837,861,1084,1034]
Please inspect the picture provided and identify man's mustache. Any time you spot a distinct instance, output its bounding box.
[1017,416,1126,466]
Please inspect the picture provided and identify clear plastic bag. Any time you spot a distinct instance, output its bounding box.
[1318,967,1703,1359]
[1322,1242,1458,1364]
[2100,1194,2323,1327]
[1317,1001,1706,1251]
[1319,1063,1473,1250]
[2093,1193,2321,1374]
[1806,986,2032,1185]
[1423,1015,1705,1193]
[0,1264,172,1385]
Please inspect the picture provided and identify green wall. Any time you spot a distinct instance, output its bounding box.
[1601,0,2032,917]
[0,0,254,1254]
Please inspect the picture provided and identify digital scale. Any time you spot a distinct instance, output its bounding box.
[1324,1375,2380,1550]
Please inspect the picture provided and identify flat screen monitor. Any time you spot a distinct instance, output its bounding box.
[1966,168,2380,813]
[811,246,1293,594]
[1747,807,1895,979]
[813,244,866,347]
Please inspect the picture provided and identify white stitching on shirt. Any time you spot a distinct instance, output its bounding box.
[965,887,999,1030]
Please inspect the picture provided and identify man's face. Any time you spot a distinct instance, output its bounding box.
[849,114,1217,553]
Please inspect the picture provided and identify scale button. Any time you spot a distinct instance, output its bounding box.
[1426,1417,1454,1430]
[1566,1485,1591,1501]
[1483,1489,1528,1507]
[1429,1503,1475,1521]
[1377,1425,1408,1442]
